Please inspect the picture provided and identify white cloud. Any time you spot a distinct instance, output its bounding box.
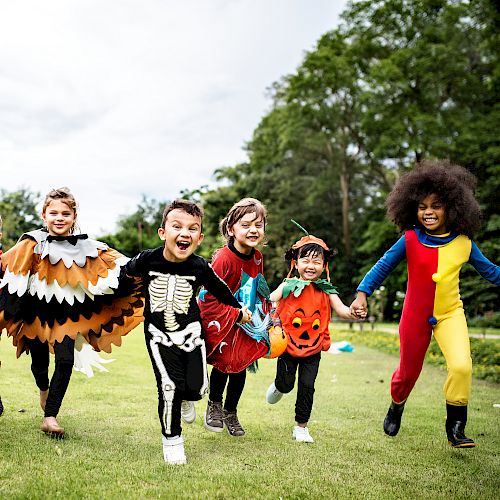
[0,0,346,236]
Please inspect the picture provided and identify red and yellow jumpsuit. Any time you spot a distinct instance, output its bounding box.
[357,228,499,406]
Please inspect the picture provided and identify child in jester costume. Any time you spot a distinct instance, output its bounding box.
[351,160,500,448]
[265,221,360,443]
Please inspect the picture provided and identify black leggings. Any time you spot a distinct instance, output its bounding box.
[275,351,321,424]
[209,367,246,412]
[26,336,74,418]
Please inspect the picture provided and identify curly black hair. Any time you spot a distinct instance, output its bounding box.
[386,160,482,238]
[284,242,336,263]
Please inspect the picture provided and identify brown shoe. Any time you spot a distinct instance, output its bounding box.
[223,410,245,437]
[41,417,65,438]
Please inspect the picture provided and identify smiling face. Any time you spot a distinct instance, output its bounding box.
[417,193,447,235]
[42,199,76,237]
[296,251,325,281]
[158,208,204,262]
[228,212,265,255]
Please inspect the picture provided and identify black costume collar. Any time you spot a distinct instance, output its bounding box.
[228,241,255,261]
[46,234,89,245]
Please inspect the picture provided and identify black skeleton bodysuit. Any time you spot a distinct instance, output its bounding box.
[125,248,241,437]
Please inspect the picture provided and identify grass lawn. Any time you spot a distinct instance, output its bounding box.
[1,326,499,499]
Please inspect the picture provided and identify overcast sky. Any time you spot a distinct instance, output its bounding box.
[0,0,347,236]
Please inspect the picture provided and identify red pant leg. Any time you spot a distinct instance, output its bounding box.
[391,313,432,403]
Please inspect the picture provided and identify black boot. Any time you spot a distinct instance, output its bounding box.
[0,396,3,416]
[446,404,475,448]
[383,400,405,436]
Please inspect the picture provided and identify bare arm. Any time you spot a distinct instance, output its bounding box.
[330,294,357,320]
[269,282,285,303]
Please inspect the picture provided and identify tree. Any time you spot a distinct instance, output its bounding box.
[0,188,41,250]
[98,195,166,257]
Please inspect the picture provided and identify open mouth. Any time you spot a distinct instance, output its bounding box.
[177,241,190,251]
[423,218,438,224]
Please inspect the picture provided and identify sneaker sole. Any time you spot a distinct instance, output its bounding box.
[448,441,476,448]
[203,414,224,433]
[182,414,196,424]
[226,430,245,437]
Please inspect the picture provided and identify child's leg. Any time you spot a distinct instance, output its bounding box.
[145,335,183,438]
[184,342,208,401]
[433,308,474,447]
[433,308,472,405]
[391,314,432,403]
[295,353,320,425]
[275,352,299,395]
[208,367,229,403]
[222,369,247,437]
[44,336,74,418]
[26,337,50,393]
[223,370,246,412]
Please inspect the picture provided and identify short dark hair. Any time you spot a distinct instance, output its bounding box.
[161,199,204,227]
[386,159,482,238]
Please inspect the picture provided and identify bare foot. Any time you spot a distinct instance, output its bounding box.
[41,416,65,437]
[40,390,48,411]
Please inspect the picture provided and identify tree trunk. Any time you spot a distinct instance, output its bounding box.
[340,159,351,260]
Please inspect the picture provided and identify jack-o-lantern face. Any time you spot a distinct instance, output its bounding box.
[288,308,322,351]
[276,283,331,357]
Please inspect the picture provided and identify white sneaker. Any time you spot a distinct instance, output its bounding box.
[162,435,187,465]
[266,382,283,404]
[292,426,314,443]
[181,400,196,424]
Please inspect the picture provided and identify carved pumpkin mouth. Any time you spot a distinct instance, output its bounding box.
[289,331,321,350]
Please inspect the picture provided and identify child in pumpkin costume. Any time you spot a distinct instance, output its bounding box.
[266,225,360,443]
[350,161,500,448]
[0,188,143,436]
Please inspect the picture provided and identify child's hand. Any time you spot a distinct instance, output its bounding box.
[239,306,252,325]
[350,292,368,319]
[351,306,367,320]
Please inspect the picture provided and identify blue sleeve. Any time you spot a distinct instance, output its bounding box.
[469,242,500,286]
[357,236,406,296]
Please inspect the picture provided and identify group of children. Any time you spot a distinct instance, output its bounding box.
[0,160,498,464]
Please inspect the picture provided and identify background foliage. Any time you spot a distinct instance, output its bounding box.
[1,0,498,322]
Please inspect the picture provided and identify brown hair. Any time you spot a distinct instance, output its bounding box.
[161,199,204,227]
[219,198,267,243]
[42,187,78,234]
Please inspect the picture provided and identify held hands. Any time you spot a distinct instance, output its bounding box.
[239,305,252,325]
[350,292,368,320]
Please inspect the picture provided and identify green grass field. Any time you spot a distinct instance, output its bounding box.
[1,327,499,499]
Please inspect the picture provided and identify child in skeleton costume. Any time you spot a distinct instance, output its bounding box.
[351,161,500,448]
[0,188,143,436]
[265,224,359,443]
[199,198,272,438]
[123,199,250,465]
